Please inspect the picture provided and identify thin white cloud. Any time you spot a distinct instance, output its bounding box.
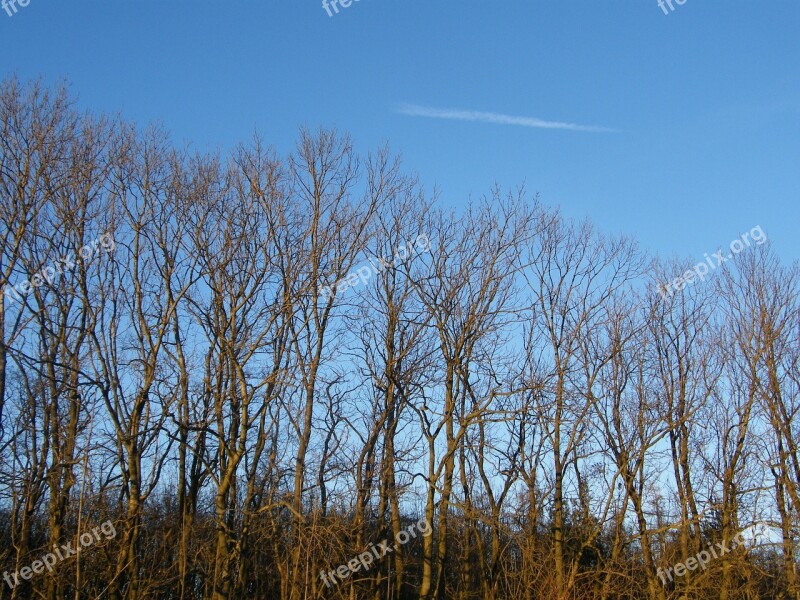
[397,103,617,133]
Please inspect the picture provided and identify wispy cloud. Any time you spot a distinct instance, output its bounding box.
[397,103,617,133]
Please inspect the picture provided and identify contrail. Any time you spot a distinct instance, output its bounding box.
[397,103,617,133]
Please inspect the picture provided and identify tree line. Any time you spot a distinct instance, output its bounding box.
[0,77,798,600]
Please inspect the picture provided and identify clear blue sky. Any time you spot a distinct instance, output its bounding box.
[2,1,798,262]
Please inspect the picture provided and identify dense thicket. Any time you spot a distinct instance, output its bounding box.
[1,78,798,600]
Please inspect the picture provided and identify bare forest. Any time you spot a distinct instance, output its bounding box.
[1,78,798,600]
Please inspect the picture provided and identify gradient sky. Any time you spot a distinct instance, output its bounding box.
[2,1,798,263]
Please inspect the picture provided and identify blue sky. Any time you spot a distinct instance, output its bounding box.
[2,1,798,262]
